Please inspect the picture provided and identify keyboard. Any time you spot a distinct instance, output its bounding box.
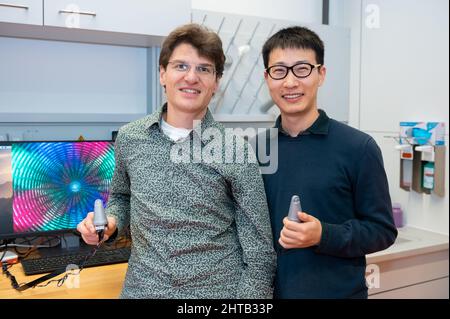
[21,246,131,275]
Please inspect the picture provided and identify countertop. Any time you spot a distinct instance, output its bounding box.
[367,226,449,264]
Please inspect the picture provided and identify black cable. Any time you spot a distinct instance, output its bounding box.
[12,236,60,259]
[39,226,133,288]
[3,227,132,291]
[1,242,20,290]
[2,263,20,290]
[14,245,34,259]
[12,237,36,258]
[3,237,106,291]
[35,241,102,288]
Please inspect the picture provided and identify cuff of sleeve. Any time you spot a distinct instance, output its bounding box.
[106,212,125,235]
[105,228,119,243]
[315,222,331,254]
[316,222,348,256]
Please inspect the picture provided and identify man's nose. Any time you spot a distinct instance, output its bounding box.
[283,71,299,88]
[184,67,200,82]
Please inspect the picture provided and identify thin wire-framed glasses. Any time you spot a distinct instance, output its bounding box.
[266,62,322,80]
[167,61,216,78]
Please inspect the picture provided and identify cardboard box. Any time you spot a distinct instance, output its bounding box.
[399,122,445,146]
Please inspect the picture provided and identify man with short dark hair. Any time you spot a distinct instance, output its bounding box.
[259,26,397,298]
[77,23,276,299]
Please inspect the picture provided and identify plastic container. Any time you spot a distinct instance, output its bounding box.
[392,203,404,228]
[422,162,435,190]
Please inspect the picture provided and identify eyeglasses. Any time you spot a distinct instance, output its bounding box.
[167,61,216,78]
[266,62,322,80]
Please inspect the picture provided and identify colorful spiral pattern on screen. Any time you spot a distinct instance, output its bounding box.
[11,142,115,233]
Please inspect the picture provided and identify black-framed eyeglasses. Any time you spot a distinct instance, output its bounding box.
[167,61,216,77]
[266,62,322,80]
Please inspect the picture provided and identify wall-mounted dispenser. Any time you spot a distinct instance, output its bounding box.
[396,122,446,197]
[395,144,413,191]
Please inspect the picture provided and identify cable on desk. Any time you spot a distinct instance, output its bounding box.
[35,241,103,288]
[2,239,106,291]
[10,236,61,259]
[2,263,20,290]
[2,229,132,292]
[1,242,20,290]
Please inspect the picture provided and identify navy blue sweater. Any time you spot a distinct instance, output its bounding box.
[259,110,397,299]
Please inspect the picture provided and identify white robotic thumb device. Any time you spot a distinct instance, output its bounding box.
[93,199,108,242]
[287,195,303,223]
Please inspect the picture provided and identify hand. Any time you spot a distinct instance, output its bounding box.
[77,212,117,245]
[279,212,322,249]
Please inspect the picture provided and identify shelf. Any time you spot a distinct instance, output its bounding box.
[0,22,165,47]
[0,113,147,124]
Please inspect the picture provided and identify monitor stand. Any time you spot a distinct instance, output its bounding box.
[61,233,81,249]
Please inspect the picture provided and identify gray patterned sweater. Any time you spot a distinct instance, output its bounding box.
[106,104,276,299]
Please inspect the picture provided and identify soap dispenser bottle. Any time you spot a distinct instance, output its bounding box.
[422,161,435,190]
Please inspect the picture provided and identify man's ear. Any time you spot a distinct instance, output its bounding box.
[212,77,220,94]
[264,71,269,80]
[318,66,326,87]
[159,65,166,87]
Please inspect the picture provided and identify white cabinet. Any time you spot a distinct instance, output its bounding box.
[367,242,449,298]
[0,0,191,46]
[0,0,42,25]
[370,277,449,299]
[44,0,190,36]
[366,227,449,299]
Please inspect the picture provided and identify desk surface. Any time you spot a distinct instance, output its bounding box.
[367,226,449,264]
[0,262,127,299]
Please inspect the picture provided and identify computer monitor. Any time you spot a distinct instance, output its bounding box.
[0,140,115,240]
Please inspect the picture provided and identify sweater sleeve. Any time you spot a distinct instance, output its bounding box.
[316,137,398,258]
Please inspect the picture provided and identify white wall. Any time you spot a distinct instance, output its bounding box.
[330,0,449,234]
[192,0,323,24]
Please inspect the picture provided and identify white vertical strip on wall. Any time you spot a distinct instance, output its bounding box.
[328,0,363,129]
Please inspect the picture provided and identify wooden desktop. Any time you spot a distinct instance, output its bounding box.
[0,262,128,299]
